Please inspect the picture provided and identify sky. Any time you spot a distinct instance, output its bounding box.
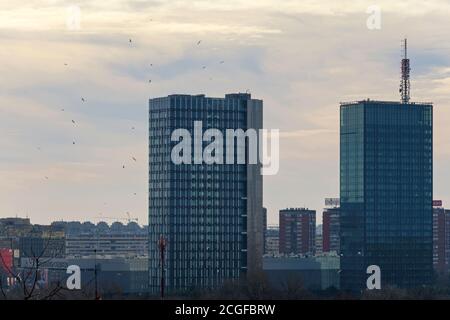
[1,0,450,226]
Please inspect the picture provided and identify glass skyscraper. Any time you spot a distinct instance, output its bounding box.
[148,93,263,294]
[340,100,433,290]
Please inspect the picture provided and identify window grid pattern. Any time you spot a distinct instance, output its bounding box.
[149,95,253,293]
[340,102,433,290]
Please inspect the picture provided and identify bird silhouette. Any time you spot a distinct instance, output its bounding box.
[197,40,202,45]
[81,98,86,102]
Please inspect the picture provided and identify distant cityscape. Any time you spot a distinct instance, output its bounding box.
[0,40,448,299]
[1,197,449,297]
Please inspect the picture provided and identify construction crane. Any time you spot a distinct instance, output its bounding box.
[94,212,139,224]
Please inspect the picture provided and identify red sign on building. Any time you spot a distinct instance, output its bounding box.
[0,248,13,272]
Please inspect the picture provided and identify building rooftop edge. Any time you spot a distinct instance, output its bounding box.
[149,93,261,101]
[280,208,315,212]
[340,99,433,106]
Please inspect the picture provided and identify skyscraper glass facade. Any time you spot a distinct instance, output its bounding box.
[148,94,263,294]
[340,100,433,290]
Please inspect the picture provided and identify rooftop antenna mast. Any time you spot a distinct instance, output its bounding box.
[400,38,411,103]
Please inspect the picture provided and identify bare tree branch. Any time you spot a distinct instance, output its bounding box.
[0,277,7,300]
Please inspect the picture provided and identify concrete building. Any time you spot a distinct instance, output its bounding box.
[322,206,340,254]
[0,218,66,261]
[315,225,323,255]
[52,221,147,236]
[19,237,65,258]
[279,208,316,256]
[263,255,340,291]
[148,93,263,293]
[0,217,65,239]
[19,256,149,296]
[265,226,279,256]
[314,253,340,289]
[433,202,450,274]
[66,234,148,258]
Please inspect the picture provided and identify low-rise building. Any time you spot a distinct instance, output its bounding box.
[264,226,279,256]
[263,255,340,291]
[279,208,316,256]
[19,256,149,296]
[66,234,148,258]
[433,202,450,274]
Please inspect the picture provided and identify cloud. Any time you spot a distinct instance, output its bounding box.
[1,0,450,225]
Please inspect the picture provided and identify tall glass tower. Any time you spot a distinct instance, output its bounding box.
[148,93,263,294]
[340,100,433,290]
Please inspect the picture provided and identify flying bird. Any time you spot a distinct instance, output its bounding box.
[81,98,86,102]
[122,165,125,169]
[202,66,206,69]
[197,40,202,45]
[148,80,152,83]
[45,176,49,180]
[132,157,137,162]
[220,61,225,64]
[61,108,65,111]
[71,120,76,124]
[131,126,135,130]
[73,141,76,145]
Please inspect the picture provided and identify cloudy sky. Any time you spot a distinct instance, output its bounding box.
[1,0,450,226]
